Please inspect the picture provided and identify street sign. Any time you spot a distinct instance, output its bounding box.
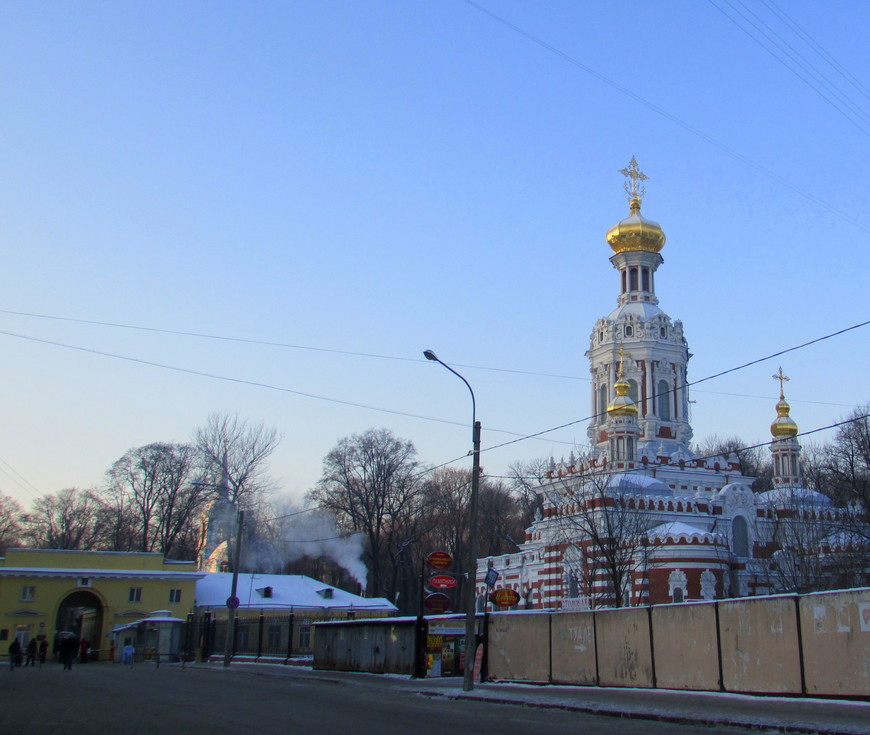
[484,568,499,587]
[424,592,451,614]
[426,551,452,570]
[226,595,240,610]
[428,574,458,591]
[490,588,521,607]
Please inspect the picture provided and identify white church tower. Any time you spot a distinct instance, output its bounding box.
[587,157,693,462]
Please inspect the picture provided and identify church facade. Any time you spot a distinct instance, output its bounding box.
[475,159,860,610]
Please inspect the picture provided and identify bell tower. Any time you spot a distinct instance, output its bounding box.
[587,158,693,461]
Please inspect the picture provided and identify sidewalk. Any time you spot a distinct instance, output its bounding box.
[208,663,870,735]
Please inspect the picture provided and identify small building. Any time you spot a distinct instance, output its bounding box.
[192,572,397,660]
[0,549,204,660]
[111,610,186,663]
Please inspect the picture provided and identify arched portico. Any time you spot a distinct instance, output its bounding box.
[55,590,105,660]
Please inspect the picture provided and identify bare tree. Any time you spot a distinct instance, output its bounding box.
[693,434,772,491]
[507,457,548,526]
[308,428,425,600]
[0,491,24,552]
[193,413,280,509]
[107,442,205,557]
[820,406,870,508]
[22,488,108,549]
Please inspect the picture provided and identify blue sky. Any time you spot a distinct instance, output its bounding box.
[0,1,867,507]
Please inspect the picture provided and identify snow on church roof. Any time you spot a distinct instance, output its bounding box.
[647,521,718,542]
[756,487,832,508]
[196,572,397,612]
[606,472,673,496]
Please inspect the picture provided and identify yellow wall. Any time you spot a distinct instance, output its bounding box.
[0,549,202,660]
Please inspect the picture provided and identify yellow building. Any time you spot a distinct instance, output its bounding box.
[0,549,204,661]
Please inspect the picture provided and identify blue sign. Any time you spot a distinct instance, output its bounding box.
[484,568,499,588]
[226,595,240,610]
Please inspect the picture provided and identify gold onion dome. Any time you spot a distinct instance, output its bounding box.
[770,398,798,438]
[608,377,638,417]
[606,196,666,255]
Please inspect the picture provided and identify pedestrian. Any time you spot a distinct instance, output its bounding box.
[25,638,37,667]
[8,638,21,670]
[38,638,48,665]
[122,642,135,667]
[59,634,76,670]
[79,638,89,664]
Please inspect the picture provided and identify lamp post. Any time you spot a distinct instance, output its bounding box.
[193,474,244,668]
[423,349,481,692]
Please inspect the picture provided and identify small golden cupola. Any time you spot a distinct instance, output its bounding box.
[770,367,798,438]
[608,346,638,417]
[605,156,666,255]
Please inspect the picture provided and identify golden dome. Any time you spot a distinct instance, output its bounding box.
[607,377,638,417]
[770,398,798,438]
[606,196,666,254]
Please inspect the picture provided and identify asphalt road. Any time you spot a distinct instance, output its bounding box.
[1,662,755,735]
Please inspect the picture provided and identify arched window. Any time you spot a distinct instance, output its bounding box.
[673,588,684,603]
[660,326,666,338]
[627,379,639,404]
[732,516,750,557]
[629,268,639,291]
[621,270,627,294]
[657,380,670,420]
[642,268,650,291]
[624,325,633,337]
[598,384,608,415]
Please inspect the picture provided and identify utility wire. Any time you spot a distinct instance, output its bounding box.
[460,0,870,234]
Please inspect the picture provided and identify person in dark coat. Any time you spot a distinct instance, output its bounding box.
[59,635,76,670]
[25,638,37,667]
[38,638,48,665]
[8,638,22,669]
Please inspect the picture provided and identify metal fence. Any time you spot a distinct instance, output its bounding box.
[182,613,345,662]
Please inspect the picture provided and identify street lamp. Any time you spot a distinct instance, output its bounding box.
[423,349,481,692]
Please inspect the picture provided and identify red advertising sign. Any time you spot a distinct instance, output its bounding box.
[424,592,451,614]
[428,574,458,590]
[426,551,453,570]
[490,588,521,607]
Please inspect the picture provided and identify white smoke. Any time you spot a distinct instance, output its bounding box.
[279,510,368,593]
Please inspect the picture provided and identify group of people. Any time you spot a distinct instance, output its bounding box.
[7,637,47,669]
[8,635,90,670]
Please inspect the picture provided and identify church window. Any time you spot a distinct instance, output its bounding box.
[629,268,639,291]
[625,325,633,337]
[621,270,627,294]
[627,379,639,403]
[732,516,750,557]
[598,330,604,343]
[660,326,666,338]
[627,437,634,458]
[657,380,670,420]
[668,570,688,602]
[673,588,684,603]
[598,384,608,416]
[642,268,650,291]
[791,456,798,475]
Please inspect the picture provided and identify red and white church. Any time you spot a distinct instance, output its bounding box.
[475,159,849,610]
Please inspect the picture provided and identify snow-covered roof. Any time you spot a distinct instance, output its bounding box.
[756,487,833,508]
[647,521,718,542]
[195,572,397,612]
[606,472,673,496]
[607,301,665,321]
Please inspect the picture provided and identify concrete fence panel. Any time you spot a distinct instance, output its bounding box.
[718,596,802,694]
[595,607,654,688]
[487,612,551,683]
[800,589,870,697]
[651,602,720,691]
[550,611,598,685]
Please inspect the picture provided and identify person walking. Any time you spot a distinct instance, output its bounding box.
[59,634,76,670]
[8,638,21,670]
[122,642,135,667]
[25,638,37,667]
[38,638,48,666]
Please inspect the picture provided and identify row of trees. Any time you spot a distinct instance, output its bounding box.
[0,414,279,560]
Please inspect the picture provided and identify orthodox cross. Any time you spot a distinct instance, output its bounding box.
[772,366,790,399]
[617,343,628,378]
[619,156,648,201]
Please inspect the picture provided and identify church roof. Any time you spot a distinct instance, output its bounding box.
[606,472,673,496]
[756,486,832,507]
[647,521,717,542]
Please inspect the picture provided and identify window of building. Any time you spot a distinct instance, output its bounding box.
[20,586,35,602]
[298,620,312,649]
[169,589,182,604]
[78,578,91,588]
[627,379,639,404]
[657,380,671,420]
[128,587,142,603]
[642,268,650,292]
[629,268,638,291]
[598,384,608,415]
[268,623,282,649]
[624,325,633,337]
[673,588,685,603]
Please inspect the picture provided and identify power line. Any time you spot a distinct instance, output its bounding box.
[459,0,870,234]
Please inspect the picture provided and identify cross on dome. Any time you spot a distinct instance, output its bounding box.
[619,156,649,202]
[772,367,790,399]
